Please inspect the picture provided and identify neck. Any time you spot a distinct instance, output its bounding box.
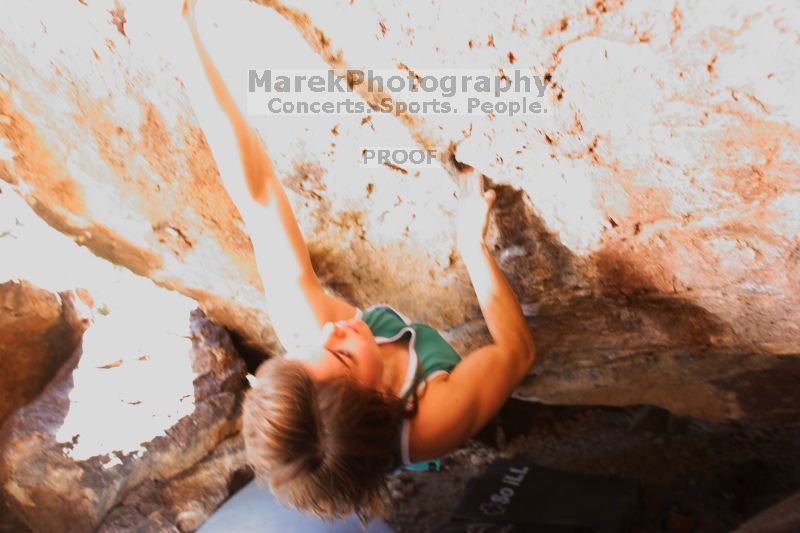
[380,342,410,397]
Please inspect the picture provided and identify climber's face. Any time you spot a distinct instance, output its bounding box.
[301,319,384,389]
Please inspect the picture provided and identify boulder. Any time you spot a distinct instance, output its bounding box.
[98,435,250,533]
[0,280,92,425]
[0,307,246,532]
[0,0,798,421]
[0,492,29,533]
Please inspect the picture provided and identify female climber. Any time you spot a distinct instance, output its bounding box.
[179,0,536,524]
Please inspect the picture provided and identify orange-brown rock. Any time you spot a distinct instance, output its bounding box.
[0,1,797,424]
[0,308,246,532]
[98,435,250,533]
[0,280,92,426]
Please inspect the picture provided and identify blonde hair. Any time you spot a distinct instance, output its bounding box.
[242,357,414,524]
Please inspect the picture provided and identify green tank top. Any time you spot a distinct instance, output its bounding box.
[354,303,461,469]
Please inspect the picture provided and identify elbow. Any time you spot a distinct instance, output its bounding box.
[519,345,536,375]
[492,330,536,378]
[526,344,537,371]
[515,336,536,374]
[499,338,536,379]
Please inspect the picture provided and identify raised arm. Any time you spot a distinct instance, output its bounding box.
[178,0,356,348]
[408,166,536,461]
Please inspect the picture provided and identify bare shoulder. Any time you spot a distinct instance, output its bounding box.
[406,373,474,463]
[405,343,531,462]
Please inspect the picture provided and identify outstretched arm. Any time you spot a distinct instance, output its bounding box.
[178,0,355,348]
[408,166,536,461]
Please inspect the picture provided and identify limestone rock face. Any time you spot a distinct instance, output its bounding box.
[0,280,92,425]
[98,436,250,533]
[0,1,798,421]
[0,308,247,533]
